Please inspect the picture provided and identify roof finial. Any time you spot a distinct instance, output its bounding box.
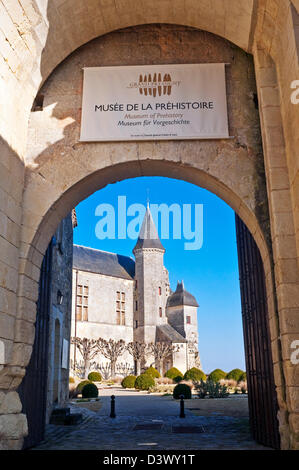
[146,188,150,209]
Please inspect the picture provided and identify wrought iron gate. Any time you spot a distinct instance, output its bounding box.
[18,240,53,449]
[235,215,280,449]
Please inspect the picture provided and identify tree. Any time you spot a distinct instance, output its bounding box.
[97,338,126,377]
[71,337,99,378]
[148,342,180,375]
[127,341,147,376]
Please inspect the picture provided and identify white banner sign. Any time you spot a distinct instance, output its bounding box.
[80,64,229,142]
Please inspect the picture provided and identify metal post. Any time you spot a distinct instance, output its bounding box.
[110,395,116,418]
[180,395,185,418]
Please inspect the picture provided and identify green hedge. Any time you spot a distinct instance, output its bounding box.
[239,372,247,382]
[76,380,92,394]
[135,374,155,390]
[88,371,102,382]
[184,367,206,382]
[121,375,137,389]
[226,369,245,382]
[82,383,98,398]
[173,383,192,400]
[164,367,183,382]
[208,369,227,383]
[143,366,160,378]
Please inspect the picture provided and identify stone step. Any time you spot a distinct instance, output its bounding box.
[49,407,82,425]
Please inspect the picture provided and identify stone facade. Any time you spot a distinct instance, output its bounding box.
[71,206,200,377]
[45,213,73,423]
[0,2,298,449]
[70,265,135,375]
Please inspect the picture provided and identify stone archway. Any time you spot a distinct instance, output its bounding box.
[14,23,282,449]
[0,8,298,448]
[19,159,280,449]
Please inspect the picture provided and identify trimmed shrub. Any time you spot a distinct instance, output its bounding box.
[76,380,92,394]
[121,375,137,389]
[135,374,155,390]
[239,372,247,382]
[226,369,245,382]
[179,380,195,390]
[165,367,183,383]
[173,383,192,400]
[184,367,206,382]
[88,371,102,382]
[82,382,99,398]
[208,369,227,383]
[143,366,160,378]
[69,376,75,384]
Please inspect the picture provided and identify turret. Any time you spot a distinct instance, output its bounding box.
[166,280,201,369]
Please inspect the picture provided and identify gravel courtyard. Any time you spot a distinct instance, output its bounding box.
[32,387,270,451]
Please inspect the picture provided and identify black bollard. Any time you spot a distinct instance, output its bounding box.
[180,395,185,418]
[110,395,116,418]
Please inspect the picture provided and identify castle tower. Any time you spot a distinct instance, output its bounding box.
[133,205,168,345]
[166,280,201,370]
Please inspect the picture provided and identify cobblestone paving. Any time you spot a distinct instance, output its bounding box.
[33,389,270,451]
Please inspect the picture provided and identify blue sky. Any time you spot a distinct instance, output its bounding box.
[73,176,245,374]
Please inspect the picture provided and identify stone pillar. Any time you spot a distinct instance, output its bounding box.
[0,391,28,450]
[253,46,299,450]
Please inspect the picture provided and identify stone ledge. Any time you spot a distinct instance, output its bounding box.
[0,391,22,414]
[0,413,28,440]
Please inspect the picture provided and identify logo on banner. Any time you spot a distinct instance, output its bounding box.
[127,73,181,97]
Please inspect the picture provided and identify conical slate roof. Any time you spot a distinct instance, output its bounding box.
[167,280,199,307]
[133,204,165,252]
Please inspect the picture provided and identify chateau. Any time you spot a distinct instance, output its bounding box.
[1,1,298,450]
[71,205,201,375]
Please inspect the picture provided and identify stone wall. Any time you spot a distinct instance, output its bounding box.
[46,213,73,423]
[70,269,135,374]
[0,0,298,450]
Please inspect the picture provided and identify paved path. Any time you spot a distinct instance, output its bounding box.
[98,387,185,417]
[33,388,270,450]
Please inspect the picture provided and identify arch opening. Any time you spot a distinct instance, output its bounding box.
[18,173,280,450]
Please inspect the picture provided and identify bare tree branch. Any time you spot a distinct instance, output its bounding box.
[127,341,148,375]
[71,337,98,378]
[148,342,180,375]
[97,338,126,377]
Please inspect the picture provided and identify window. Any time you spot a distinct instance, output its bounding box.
[76,284,88,321]
[159,307,162,318]
[116,291,126,325]
[158,286,162,295]
[135,280,138,289]
[186,316,191,324]
[135,301,138,311]
[135,320,138,328]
